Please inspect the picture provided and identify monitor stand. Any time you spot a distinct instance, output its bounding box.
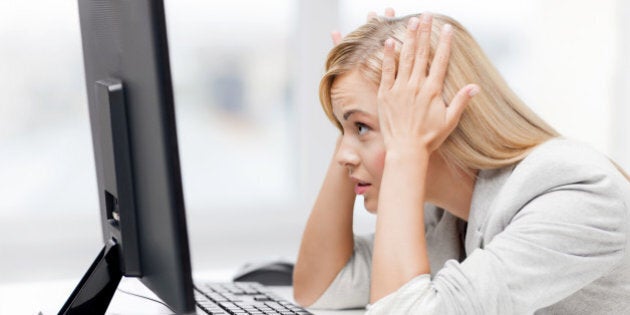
[59,79,142,314]
[58,239,123,314]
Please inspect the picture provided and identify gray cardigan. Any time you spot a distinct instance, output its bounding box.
[309,138,630,314]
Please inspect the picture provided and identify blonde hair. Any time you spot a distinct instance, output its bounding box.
[321,14,630,179]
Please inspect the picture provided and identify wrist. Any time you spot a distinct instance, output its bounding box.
[385,141,431,163]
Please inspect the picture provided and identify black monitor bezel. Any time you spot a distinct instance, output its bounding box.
[63,0,195,313]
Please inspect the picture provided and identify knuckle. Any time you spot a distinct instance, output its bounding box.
[416,47,428,58]
[402,52,415,65]
[436,53,449,67]
[389,82,401,92]
[406,79,420,91]
[382,63,395,73]
[425,81,441,96]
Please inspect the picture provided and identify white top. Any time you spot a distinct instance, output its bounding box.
[309,138,630,314]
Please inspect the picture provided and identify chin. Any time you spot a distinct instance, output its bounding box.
[364,198,378,214]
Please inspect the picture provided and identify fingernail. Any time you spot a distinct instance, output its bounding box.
[468,86,479,97]
[444,24,453,34]
[385,38,395,49]
[421,13,432,23]
[409,18,419,30]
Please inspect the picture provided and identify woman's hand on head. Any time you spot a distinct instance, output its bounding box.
[378,14,479,154]
[331,8,396,45]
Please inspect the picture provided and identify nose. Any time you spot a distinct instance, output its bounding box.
[335,136,360,170]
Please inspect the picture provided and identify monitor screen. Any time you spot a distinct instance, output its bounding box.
[62,0,195,313]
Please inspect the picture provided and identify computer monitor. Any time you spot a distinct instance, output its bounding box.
[60,0,195,313]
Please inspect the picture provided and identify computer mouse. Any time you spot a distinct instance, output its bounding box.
[233,259,294,286]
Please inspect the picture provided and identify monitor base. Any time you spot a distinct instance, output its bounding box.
[58,239,123,315]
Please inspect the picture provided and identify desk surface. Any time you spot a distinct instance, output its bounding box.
[0,269,365,315]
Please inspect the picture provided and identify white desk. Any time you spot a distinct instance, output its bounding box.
[0,270,365,315]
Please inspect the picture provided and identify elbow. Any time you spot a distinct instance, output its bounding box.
[292,269,318,307]
[293,291,314,308]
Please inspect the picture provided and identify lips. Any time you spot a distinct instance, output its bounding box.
[354,182,371,195]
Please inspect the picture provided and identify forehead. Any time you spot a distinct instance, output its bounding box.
[330,70,378,113]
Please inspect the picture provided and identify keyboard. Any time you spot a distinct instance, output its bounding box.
[194,282,313,315]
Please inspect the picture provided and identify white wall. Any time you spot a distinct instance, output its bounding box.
[612,0,630,170]
[530,0,618,159]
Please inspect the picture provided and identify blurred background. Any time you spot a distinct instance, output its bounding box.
[0,0,628,289]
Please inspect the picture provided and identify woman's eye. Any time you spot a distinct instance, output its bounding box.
[356,122,369,135]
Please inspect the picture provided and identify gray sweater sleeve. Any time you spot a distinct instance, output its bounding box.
[367,170,628,314]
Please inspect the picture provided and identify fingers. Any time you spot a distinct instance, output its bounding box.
[446,84,479,131]
[331,31,342,46]
[384,7,395,18]
[352,8,398,45]
[367,11,377,21]
[427,24,453,88]
[409,14,433,85]
[396,17,420,81]
[369,8,395,21]
[379,38,397,91]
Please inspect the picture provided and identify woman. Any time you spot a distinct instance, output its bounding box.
[293,12,630,314]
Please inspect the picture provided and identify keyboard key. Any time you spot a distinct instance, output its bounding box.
[195,282,313,315]
[253,295,273,301]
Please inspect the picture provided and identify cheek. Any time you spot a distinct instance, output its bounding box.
[372,148,386,182]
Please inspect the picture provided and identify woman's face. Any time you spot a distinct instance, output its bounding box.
[330,70,386,213]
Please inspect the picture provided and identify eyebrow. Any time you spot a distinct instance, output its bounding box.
[343,109,368,121]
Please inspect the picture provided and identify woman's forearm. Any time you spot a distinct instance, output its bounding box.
[293,157,356,306]
[370,145,431,303]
